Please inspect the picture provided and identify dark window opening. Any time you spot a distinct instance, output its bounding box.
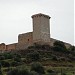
[28,39,29,41]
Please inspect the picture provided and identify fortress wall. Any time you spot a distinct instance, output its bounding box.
[0,43,6,50]
[16,32,33,50]
[6,43,17,50]
[50,38,71,49]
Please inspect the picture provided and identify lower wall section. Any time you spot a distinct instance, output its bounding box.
[17,32,33,50]
[50,38,71,49]
[0,43,6,50]
[6,43,17,50]
[0,33,72,51]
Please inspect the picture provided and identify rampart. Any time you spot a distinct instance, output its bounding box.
[6,43,17,50]
[16,32,33,50]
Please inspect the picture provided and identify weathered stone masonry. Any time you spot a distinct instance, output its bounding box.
[0,13,71,51]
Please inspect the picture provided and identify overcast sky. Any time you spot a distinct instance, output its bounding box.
[0,0,74,45]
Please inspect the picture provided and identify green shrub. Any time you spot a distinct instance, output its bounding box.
[1,60,10,67]
[47,69,55,73]
[7,68,30,75]
[3,53,13,59]
[13,57,21,62]
[52,56,58,61]
[7,68,18,75]
[18,68,30,75]
[62,73,67,75]
[11,61,19,67]
[0,56,5,60]
[31,62,45,74]
[26,51,40,61]
[0,63,1,69]
[53,41,66,49]
[0,70,3,75]
[30,71,38,75]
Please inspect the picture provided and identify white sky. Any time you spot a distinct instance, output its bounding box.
[0,0,74,45]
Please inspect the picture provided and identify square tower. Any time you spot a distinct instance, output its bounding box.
[32,13,51,44]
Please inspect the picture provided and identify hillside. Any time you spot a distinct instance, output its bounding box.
[15,42,75,67]
[0,40,75,75]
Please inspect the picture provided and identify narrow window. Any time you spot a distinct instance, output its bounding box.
[28,39,29,41]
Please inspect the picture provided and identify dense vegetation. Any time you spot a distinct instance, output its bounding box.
[0,41,75,75]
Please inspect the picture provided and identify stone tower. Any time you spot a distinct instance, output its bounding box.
[32,13,51,44]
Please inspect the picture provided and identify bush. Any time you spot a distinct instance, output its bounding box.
[31,62,45,74]
[41,44,50,50]
[53,41,66,49]
[0,56,5,60]
[7,68,30,75]
[69,46,75,52]
[18,68,30,75]
[7,68,18,75]
[47,69,57,75]
[30,71,38,75]
[0,63,2,75]
[0,70,3,75]
[47,69,55,73]
[26,51,40,61]
[3,53,13,59]
[13,57,21,62]
[62,73,67,75]
[0,63,1,69]
[53,46,63,52]
[52,56,58,61]
[11,61,19,67]
[1,60,10,67]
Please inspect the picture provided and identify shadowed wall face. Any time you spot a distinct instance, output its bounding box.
[17,32,33,50]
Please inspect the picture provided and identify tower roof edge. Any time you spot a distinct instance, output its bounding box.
[31,13,51,19]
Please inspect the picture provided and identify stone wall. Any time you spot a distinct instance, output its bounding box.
[32,13,51,43]
[0,43,17,51]
[6,43,17,50]
[16,32,33,50]
[0,13,72,51]
[0,43,6,50]
[50,38,71,49]
[0,36,72,51]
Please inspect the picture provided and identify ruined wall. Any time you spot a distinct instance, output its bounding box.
[16,32,33,50]
[0,43,6,50]
[0,37,71,51]
[6,43,17,50]
[50,38,71,49]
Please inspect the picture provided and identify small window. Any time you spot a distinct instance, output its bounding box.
[28,39,29,41]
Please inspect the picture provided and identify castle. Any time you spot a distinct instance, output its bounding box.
[0,13,71,51]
